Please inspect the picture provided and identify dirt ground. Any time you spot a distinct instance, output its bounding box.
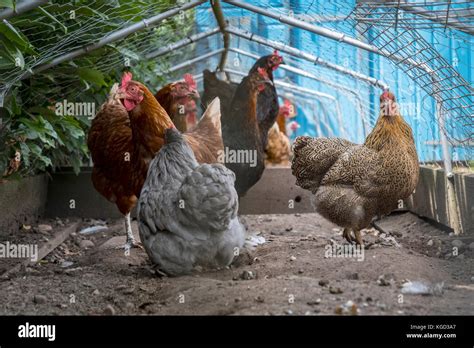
[0,212,473,315]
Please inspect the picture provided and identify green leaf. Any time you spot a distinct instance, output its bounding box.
[1,36,25,69]
[0,0,14,9]
[37,6,68,34]
[0,21,30,49]
[11,93,21,115]
[27,106,57,118]
[19,142,30,167]
[76,67,107,87]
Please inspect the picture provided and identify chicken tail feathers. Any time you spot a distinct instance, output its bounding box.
[194,97,221,137]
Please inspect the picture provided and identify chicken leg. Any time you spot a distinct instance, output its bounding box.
[353,230,364,246]
[123,213,143,251]
[343,228,355,243]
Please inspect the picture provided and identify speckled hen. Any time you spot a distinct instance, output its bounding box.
[291,91,419,245]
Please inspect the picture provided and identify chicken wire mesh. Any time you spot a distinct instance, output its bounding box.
[0,0,203,106]
[0,0,473,168]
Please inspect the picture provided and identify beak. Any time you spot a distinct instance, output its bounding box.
[188,89,200,100]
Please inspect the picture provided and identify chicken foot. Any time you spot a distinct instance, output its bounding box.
[342,228,364,246]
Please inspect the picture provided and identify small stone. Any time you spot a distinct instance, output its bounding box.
[284,309,293,315]
[334,306,343,315]
[123,287,135,295]
[234,297,241,303]
[103,305,116,315]
[285,227,293,232]
[240,270,255,280]
[61,261,74,268]
[80,240,95,249]
[125,302,134,310]
[92,289,100,296]
[307,298,321,306]
[289,256,296,261]
[294,213,301,217]
[377,274,393,286]
[329,286,343,294]
[451,240,464,249]
[427,239,434,246]
[38,224,53,234]
[470,276,474,283]
[33,295,47,304]
[297,269,304,274]
[255,296,264,303]
[319,279,329,287]
[366,297,373,302]
[469,242,474,251]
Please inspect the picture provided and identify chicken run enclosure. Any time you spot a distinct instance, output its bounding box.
[0,0,473,319]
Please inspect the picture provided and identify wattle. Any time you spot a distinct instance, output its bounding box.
[124,99,136,111]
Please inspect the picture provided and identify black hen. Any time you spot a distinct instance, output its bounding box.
[248,51,284,146]
[202,52,284,197]
[222,67,275,196]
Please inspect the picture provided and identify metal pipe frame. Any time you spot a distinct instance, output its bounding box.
[226,26,389,90]
[145,27,220,60]
[223,1,436,77]
[158,48,225,74]
[223,0,382,53]
[380,2,474,35]
[210,0,231,73]
[0,0,47,20]
[23,0,207,79]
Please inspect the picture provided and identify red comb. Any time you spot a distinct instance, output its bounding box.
[381,90,391,99]
[121,72,132,88]
[183,74,196,89]
[284,99,291,107]
[273,49,281,57]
